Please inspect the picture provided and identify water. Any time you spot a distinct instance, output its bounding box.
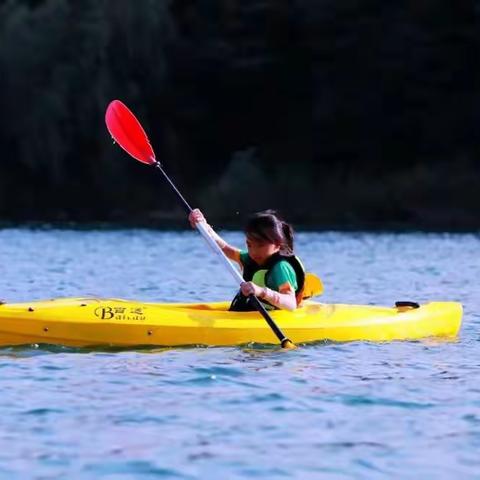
[0,228,479,479]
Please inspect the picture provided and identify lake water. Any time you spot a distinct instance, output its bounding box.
[0,228,479,479]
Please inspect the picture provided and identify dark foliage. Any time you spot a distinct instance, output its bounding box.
[0,0,477,229]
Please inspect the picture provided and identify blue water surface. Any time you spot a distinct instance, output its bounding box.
[0,228,479,479]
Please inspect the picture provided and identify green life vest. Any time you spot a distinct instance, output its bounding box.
[229,253,306,312]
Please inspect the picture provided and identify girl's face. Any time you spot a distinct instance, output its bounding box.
[246,236,280,265]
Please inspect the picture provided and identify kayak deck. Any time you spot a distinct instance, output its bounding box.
[0,297,463,347]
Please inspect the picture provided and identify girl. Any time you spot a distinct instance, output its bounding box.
[189,209,305,311]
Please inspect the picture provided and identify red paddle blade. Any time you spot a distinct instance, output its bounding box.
[105,100,156,165]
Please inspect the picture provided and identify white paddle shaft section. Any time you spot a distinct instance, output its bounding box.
[196,221,244,285]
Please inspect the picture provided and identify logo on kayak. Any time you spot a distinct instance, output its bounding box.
[94,306,146,321]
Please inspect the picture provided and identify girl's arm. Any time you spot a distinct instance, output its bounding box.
[260,283,297,311]
[203,224,241,263]
[241,282,297,311]
[189,209,241,264]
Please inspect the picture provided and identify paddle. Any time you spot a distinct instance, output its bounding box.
[105,100,296,349]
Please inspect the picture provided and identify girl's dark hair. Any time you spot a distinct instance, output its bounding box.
[244,210,294,255]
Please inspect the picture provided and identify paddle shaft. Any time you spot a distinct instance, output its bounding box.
[155,163,193,212]
[153,162,294,348]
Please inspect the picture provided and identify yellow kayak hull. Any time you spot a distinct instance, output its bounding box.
[0,297,462,347]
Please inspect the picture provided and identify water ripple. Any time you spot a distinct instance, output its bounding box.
[0,229,478,478]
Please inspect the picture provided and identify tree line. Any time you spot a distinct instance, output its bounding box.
[0,0,477,229]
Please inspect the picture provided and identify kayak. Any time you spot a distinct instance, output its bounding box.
[0,297,462,347]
